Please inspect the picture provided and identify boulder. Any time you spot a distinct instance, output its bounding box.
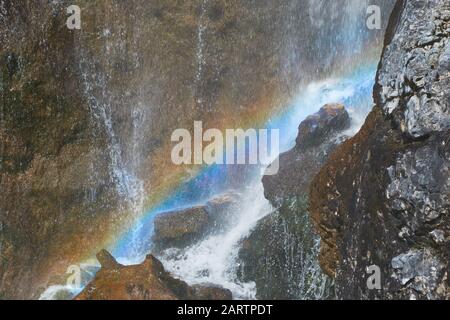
[262,104,350,207]
[296,104,350,150]
[76,250,232,300]
[152,192,241,252]
[152,206,209,250]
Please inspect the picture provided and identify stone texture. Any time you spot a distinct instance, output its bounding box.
[153,206,210,248]
[262,104,350,208]
[152,192,241,252]
[76,250,232,300]
[376,0,450,138]
[310,0,450,300]
[238,105,351,299]
[391,249,445,299]
[0,0,395,299]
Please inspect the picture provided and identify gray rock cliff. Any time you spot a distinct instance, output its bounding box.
[310,0,449,300]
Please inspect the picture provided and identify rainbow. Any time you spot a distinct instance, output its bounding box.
[110,59,380,264]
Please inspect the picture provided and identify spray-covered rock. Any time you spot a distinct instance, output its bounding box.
[238,104,351,299]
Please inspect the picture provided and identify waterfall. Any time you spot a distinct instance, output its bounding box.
[160,181,272,299]
[195,0,208,87]
[157,66,378,299]
[39,15,147,300]
[194,0,209,110]
[75,13,146,218]
[36,0,393,300]
[110,0,391,300]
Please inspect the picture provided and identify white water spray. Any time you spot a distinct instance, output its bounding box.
[160,181,272,299]
[194,0,209,107]
[159,69,376,299]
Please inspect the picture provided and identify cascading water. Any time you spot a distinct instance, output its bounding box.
[156,66,379,299]
[160,181,271,299]
[195,0,209,94]
[39,18,147,300]
[147,1,392,299]
[37,0,393,300]
[101,0,390,300]
[77,35,146,252]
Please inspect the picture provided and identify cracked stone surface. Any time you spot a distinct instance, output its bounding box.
[391,249,445,299]
[377,0,450,138]
[387,145,449,229]
[310,0,450,300]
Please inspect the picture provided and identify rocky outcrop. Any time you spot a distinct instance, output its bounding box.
[153,206,210,249]
[238,104,350,299]
[76,250,232,300]
[0,0,394,299]
[262,104,350,207]
[310,0,450,299]
[152,192,240,251]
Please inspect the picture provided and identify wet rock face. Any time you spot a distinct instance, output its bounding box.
[0,1,121,299]
[76,250,232,300]
[263,104,350,207]
[238,196,333,300]
[152,192,240,252]
[296,104,350,150]
[239,105,351,299]
[376,0,450,138]
[310,0,450,299]
[387,145,449,228]
[153,207,210,249]
[391,249,446,299]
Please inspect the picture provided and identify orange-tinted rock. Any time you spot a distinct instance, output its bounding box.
[309,107,394,279]
[76,250,232,300]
